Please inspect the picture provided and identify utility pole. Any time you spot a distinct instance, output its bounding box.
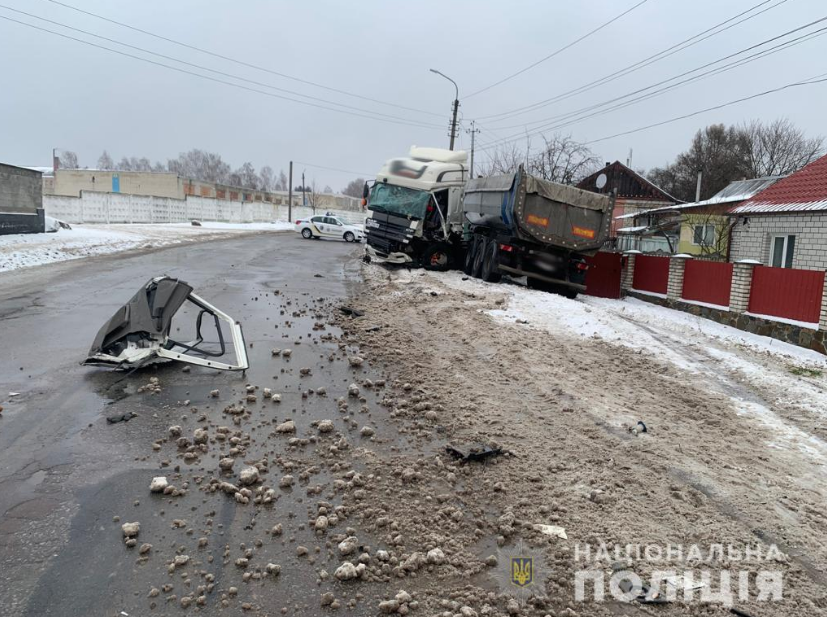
[449,98,459,151]
[466,120,481,178]
[429,69,459,151]
[302,170,306,207]
[288,161,293,222]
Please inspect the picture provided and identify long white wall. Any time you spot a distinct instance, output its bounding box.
[43,192,367,226]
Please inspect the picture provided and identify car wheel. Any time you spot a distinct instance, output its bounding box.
[480,240,502,283]
[422,243,451,271]
[344,231,355,243]
[301,228,312,239]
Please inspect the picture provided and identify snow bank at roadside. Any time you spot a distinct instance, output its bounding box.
[428,270,827,368]
[0,222,293,273]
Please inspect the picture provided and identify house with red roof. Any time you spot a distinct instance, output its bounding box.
[577,161,679,250]
[729,153,827,269]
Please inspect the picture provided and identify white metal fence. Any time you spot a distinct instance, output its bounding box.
[43,192,367,226]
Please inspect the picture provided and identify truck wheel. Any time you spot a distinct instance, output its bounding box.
[471,237,487,278]
[463,237,477,276]
[422,244,451,271]
[480,240,502,283]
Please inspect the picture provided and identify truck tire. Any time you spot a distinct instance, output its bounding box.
[463,237,477,276]
[480,240,502,283]
[471,237,487,278]
[422,243,451,271]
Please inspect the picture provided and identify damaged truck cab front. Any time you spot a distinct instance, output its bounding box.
[364,146,467,270]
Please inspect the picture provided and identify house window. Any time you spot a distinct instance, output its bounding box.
[692,224,715,246]
[770,234,795,268]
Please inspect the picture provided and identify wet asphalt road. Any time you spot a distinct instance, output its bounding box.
[0,232,373,616]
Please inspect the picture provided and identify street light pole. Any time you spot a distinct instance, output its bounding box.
[429,69,459,150]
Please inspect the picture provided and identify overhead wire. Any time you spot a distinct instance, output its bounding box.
[37,0,443,118]
[465,0,653,99]
[0,6,444,130]
[475,0,787,122]
[0,13,444,131]
[477,17,827,150]
[581,71,827,145]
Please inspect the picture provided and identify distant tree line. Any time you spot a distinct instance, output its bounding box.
[57,149,368,196]
[644,118,824,202]
[56,149,291,192]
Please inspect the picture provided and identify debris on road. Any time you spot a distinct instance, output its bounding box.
[339,306,365,317]
[84,276,249,372]
[445,443,506,464]
[106,411,137,424]
[534,524,567,539]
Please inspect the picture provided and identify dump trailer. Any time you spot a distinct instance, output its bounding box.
[462,167,614,298]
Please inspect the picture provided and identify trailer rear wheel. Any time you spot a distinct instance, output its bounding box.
[463,237,477,275]
[480,240,502,283]
[471,237,487,278]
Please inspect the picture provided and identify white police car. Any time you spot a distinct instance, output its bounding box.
[295,214,364,242]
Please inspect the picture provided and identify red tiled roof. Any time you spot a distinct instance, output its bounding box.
[731,154,827,214]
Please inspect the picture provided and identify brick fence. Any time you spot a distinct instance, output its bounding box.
[620,251,827,354]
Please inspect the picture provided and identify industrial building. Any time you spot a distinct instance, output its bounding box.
[0,163,45,235]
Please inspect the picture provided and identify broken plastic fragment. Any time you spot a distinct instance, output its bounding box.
[84,276,249,372]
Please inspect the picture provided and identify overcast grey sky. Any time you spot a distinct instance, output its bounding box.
[1,0,825,190]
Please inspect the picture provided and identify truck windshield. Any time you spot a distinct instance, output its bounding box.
[369,183,430,219]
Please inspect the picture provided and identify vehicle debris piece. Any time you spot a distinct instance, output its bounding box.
[534,524,567,539]
[445,443,506,464]
[339,306,365,318]
[629,421,648,435]
[84,276,249,371]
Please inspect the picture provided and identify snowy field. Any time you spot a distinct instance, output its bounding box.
[0,222,293,273]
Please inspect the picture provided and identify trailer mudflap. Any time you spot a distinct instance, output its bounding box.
[84,276,249,372]
[497,265,587,291]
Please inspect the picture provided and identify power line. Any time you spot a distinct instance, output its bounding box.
[0,5,444,130]
[582,72,827,145]
[293,162,374,178]
[0,14,443,131]
[476,0,786,122]
[465,0,652,99]
[37,0,443,119]
[477,17,827,150]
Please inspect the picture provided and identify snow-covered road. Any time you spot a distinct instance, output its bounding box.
[0,221,294,273]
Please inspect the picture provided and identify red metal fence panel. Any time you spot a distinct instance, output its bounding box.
[585,252,622,299]
[681,260,733,308]
[632,255,669,295]
[748,266,824,324]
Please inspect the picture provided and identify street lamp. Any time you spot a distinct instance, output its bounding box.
[429,68,459,151]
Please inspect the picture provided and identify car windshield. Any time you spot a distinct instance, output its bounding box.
[368,183,430,219]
